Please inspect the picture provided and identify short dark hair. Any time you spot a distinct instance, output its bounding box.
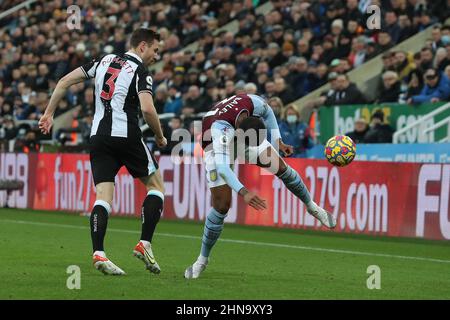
[371,109,384,122]
[130,28,160,48]
[238,116,267,147]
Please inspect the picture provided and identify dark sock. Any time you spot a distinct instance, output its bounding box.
[90,204,109,252]
[140,192,164,242]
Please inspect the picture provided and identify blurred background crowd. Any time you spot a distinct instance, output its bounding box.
[0,0,449,157]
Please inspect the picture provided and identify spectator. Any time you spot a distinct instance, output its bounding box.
[324,74,367,106]
[377,71,401,103]
[377,31,395,53]
[274,78,295,104]
[394,51,416,82]
[181,85,209,116]
[154,85,169,114]
[267,96,284,124]
[164,85,183,114]
[263,81,277,100]
[278,104,313,158]
[286,57,311,99]
[243,82,258,95]
[1,115,18,140]
[164,116,185,154]
[398,14,416,42]
[14,130,40,153]
[431,26,444,52]
[348,36,367,68]
[363,110,395,143]
[408,68,450,104]
[405,69,425,100]
[434,47,450,72]
[346,118,369,144]
[445,65,450,81]
[384,11,401,43]
[420,47,435,71]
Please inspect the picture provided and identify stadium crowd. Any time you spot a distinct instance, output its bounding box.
[0,0,449,155]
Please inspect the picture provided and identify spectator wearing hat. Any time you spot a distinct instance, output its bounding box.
[272,24,285,46]
[345,118,369,144]
[186,68,202,87]
[279,104,314,158]
[408,68,450,104]
[363,110,395,143]
[286,57,311,99]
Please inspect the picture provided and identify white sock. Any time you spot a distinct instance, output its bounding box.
[197,255,208,264]
[93,250,106,258]
[140,240,151,247]
[306,200,316,211]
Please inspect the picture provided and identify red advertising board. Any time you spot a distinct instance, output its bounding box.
[1,153,449,240]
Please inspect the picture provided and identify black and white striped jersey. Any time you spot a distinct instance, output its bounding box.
[80,51,153,139]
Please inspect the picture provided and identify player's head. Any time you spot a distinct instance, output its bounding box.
[130,28,161,66]
[236,114,267,147]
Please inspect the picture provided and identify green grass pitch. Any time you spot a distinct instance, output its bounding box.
[1,208,449,299]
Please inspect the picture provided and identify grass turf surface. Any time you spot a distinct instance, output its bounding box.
[0,208,449,300]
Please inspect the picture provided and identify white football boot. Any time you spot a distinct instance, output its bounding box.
[133,241,161,274]
[93,254,126,275]
[307,202,337,229]
[184,256,208,279]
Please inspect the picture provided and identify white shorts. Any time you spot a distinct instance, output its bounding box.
[204,139,273,189]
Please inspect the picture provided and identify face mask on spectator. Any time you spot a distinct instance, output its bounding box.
[287,115,297,124]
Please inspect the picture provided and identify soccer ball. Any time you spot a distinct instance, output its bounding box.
[324,135,356,167]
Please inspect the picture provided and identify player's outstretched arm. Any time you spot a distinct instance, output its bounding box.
[39,67,87,134]
[212,121,267,211]
[139,92,167,148]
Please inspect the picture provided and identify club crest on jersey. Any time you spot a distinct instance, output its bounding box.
[220,134,228,145]
[210,170,218,182]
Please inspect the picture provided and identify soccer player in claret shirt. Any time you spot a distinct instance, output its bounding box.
[39,28,166,275]
[184,93,337,279]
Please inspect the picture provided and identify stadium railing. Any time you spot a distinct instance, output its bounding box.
[0,0,37,20]
[294,17,450,123]
[393,102,450,143]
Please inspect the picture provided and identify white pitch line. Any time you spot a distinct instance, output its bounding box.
[1,219,450,264]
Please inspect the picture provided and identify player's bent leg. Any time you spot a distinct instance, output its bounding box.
[185,185,231,279]
[133,171,165,274]
[257,146,337,229]
[90,182,125,275]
